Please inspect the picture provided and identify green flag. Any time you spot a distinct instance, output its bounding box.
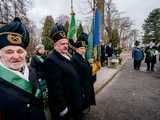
[67,13,76,40]
[86,30,93,61]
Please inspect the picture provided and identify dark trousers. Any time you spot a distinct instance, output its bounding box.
[101,57,105,67]
[146,62,155,71]
[134,60,141,70]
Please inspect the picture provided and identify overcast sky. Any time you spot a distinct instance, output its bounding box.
[28,0,160,31]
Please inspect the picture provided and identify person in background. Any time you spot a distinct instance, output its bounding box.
[132,41,144,70]
[0,17,46,120]
[43,24,82,120]
[145,41,157,71]
[101,43,106,66]
[77,32,98,83]
[30,44,46,79]
[72,39,96,113]
[105,42,113,66]
[156,43,160,62]
[30,44,50,120]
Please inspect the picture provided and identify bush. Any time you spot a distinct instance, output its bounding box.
[114,47,123,56]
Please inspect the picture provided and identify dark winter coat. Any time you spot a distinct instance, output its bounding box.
[72,53,96,110]
[101,45,106,60]
[0,66,46,120]
[145,46,157,64]
[105,45,113,57]
[30,55,46,79]
[43,50,82,118]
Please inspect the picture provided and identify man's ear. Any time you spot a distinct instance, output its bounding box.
[54,42,58,48]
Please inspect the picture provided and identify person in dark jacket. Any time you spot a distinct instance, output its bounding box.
[145,41,158,71]
[105,42,113,66]
[43,24,82,120]
[101,43,106,66]
[72,40,96,112]
[30,44,50,120]
[30,44,46,79]
[132,41,144,70]
[0,17,46,120]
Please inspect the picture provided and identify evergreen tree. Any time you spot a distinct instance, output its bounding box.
[41,16,54,50]
[111,29,121,55]
[76,22,84,39]
[111,29,120,48]
[143,8,160,43]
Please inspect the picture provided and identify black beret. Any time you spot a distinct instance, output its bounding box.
[74,41,87,48]
[0,17,30,49]
[50,24,67,43]
[77,32,88,45]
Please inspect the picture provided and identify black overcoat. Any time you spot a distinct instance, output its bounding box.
[30,55,46,79]
[145,46,157,64]
[43,50,82,118]
[72,53,96,110]
[0,66,46,120]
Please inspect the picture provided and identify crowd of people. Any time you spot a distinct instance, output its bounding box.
[0,16,159,120]
[0,17,96,120]
[132,40,160,71]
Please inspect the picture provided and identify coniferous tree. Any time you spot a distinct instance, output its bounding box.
[143,8,160,43]
[111,29,120,48]
[111,29,122,55]
[76,22,84,39]
[41,16,54,50]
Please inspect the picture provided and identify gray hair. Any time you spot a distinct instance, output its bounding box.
[35,44,44,50]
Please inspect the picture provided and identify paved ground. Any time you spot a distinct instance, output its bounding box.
[95,51,131,93]
[84,59,160,120]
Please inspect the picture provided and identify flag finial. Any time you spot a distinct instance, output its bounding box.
[71,0,75,15]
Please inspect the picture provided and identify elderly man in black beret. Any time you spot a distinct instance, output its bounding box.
[43,24,82,120]
[72,39,96,112]
[0,17,46,120]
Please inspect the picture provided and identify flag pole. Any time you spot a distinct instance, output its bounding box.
[92,0,96,48]
[67,0,76,44]
[92,0,101,76]
[71,0,73,11]
[71,0,75,15]
[93,0,96,60]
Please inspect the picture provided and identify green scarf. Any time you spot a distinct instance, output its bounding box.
[0,65,33,94]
